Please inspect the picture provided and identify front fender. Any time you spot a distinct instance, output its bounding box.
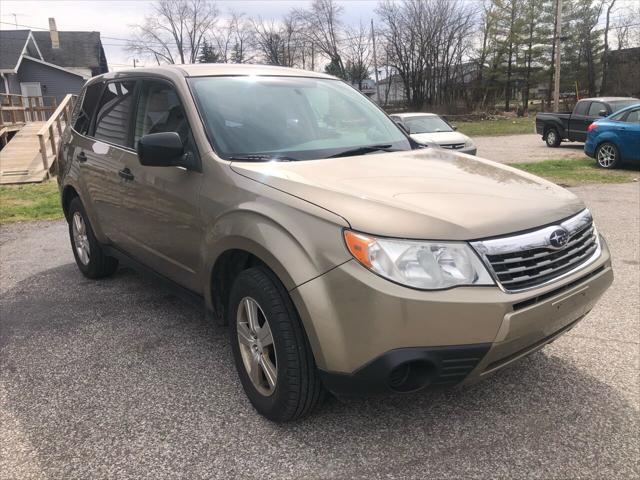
[202,204,350,308]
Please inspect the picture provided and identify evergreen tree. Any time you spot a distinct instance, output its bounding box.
[198,39,220,64]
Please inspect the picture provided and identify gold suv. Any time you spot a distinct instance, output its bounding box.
[58,65,613,421]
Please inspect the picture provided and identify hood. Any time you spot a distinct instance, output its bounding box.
[410,131,470,146]
[230,149,584,240]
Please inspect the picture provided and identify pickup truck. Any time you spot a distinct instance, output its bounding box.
[536,96,639,147]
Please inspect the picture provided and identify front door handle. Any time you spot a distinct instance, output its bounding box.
[76,151,87,163]
[118,167,134,181]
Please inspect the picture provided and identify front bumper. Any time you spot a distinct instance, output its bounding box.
[443,145,476,155]
[291,238,613,396]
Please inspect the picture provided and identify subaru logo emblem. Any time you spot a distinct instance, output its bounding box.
[549,228,569,249]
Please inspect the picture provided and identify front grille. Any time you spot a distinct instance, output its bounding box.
[441,143,465,150]
[471,209,600,292]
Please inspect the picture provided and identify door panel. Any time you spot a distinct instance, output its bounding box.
[118,162,204,291]
[618,109,640,161]
[115,79,204,292]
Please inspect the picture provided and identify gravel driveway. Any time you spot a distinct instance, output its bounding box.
[1,184,638,479]
[473,133,587,163]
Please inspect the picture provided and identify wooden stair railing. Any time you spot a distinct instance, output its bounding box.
[37,94,77,174]
[0,93,58,127]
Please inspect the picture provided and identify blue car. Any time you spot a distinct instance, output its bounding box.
[585,103,640,168]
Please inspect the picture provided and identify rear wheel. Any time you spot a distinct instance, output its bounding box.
[67,197,118,278]
[545,128,561,147]
[596,142,621,169]
[228,267,326,422]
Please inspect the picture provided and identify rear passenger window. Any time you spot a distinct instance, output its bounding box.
[73,82,102,135]
[93,81,136,147]
[587,102,606,117]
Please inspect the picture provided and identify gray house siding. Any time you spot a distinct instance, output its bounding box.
[17,58,85,104]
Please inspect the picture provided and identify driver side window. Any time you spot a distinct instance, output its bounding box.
[134,80,197,157]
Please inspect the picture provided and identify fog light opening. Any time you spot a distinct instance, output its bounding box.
[388,360,435,392]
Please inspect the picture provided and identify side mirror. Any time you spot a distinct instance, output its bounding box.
[451,125,458,131]
[598,109,607,117]
[137,132,186,168]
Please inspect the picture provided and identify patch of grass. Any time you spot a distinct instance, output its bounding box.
[510,158,640,187]
[454,117,535,137]
[0,180,63,224]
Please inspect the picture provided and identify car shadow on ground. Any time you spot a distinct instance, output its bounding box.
[2,262,637,477]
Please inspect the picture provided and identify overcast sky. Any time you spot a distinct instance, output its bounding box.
[0,0,379,70]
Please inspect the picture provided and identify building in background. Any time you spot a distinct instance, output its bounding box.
[0,18,108,105]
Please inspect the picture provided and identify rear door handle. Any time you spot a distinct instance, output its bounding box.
[118,167,134,181]
[76,151,87,163]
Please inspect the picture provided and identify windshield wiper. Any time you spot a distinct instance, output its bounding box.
[227,154,296,162]
[329,144,394,158]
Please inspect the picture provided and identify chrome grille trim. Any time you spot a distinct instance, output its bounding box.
[470,209,601,293]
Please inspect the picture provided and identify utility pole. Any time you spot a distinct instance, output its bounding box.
[133,58,137,68]
[553,0,563,111]
[371,19,381,104]
[311,42,315,71]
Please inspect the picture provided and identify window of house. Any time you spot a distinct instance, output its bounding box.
[93,81,136,147]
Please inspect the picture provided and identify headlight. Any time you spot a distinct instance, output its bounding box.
[464,139,474,148]
[344,230,494,290]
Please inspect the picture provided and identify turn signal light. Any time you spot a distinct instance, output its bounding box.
[587,123,598,132]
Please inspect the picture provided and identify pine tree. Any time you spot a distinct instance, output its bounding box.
[198,40,219,64]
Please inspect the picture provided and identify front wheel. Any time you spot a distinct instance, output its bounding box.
[228,267,326,422]
[545,128,561,147]
[596,142,621,169]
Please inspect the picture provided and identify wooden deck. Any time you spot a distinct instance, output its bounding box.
[0,123,49,184]
[0,94,76,185]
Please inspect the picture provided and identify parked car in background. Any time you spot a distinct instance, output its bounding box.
[585,103,640,168]
[536,97,639,147]
[59,64,613,421]
[390,113,477,155]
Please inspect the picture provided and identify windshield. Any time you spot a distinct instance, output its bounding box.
[402,115,453,134]
[188,76,411,160]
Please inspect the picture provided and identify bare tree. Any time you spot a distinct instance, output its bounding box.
[294,0,346,78]
[343,22,371,88]
[252,13,303,67]
[128,0,218,64]
[377,0,475,110]
[211,11,254,63]
[600,0,616,94]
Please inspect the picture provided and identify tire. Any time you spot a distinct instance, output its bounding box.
[228,267,326,422]
[595,142,621,169]
[545,128,561,147]
[67,197,118,279]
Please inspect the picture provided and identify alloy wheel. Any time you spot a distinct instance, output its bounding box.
[72,211,90,265]
[236,297,278,396]
[597,144,617,168]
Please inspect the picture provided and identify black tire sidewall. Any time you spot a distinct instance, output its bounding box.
[67,197,117,278]
[228,267,312,422]
[596,142,620,169]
